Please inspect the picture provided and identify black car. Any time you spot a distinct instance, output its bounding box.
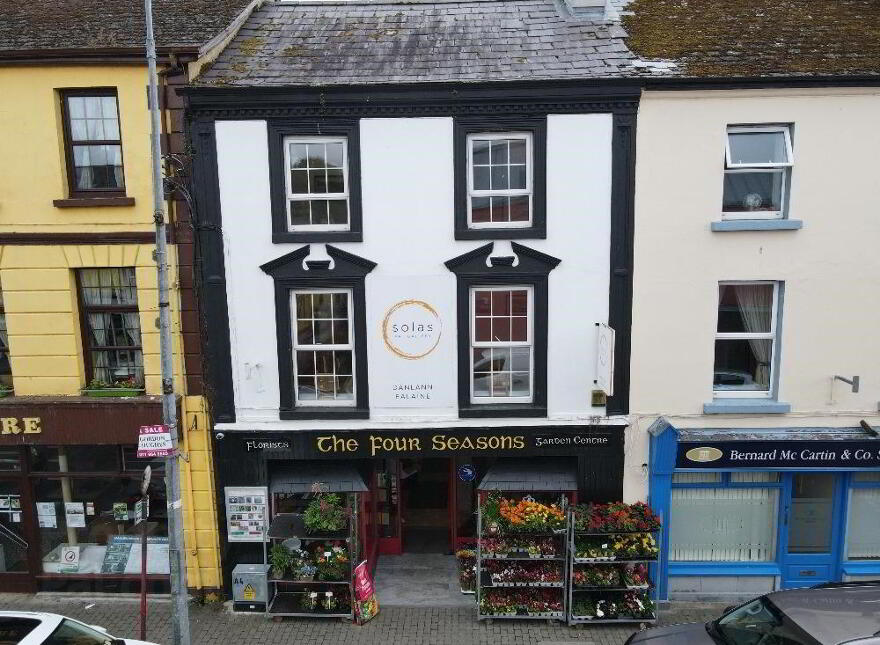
[626,582,880,645]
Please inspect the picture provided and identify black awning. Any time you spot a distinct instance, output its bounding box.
[477,457,578,492]
[269,461,368,495]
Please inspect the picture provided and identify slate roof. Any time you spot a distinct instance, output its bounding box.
[0,0,254,56]
[196,0,645,86]
[622,0,880,78]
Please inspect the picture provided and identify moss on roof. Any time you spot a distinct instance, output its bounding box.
[623,0,880,77]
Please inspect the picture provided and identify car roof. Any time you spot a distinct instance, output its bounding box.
[767,583,880,645]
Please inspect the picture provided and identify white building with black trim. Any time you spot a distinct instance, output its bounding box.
[184,0,648,593]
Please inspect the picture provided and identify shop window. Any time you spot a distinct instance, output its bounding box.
[0,480,27,572]
[34,475,168,575]
[0,448,21,472]
[730,472,779,483]
[454,116,547,240]
[77,267,143,387]
[470,287,533,403]
[672,472,721,484]
[0,286,10,389]
[61,89,126,197]
[723,125,792,220]
[30,446,120,473]
[669,474,779,562]
[846,478,880,560]
[714,282,780,397]
[122,446,166,473]
[292,289,355,406]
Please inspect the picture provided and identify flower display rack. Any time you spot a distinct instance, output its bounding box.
[262,494,358,621]
[566,502,663,626]
[476,492,570,623]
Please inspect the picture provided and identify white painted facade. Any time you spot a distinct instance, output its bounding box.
[626,87,880,502]
[213,114,620,431]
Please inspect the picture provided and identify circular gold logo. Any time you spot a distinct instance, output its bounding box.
[685,447,723,463]
[382,300,442,360]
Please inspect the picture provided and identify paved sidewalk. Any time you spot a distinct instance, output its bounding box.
[0,593,726,645]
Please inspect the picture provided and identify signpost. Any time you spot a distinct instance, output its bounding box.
[138,466,151,641]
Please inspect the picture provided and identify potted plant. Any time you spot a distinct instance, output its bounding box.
[269,544,292,579]
[0,384,13,398]
[313,541,350,581]
[82,377,145,398]
[301,591,319,611]
[303,493,348,534]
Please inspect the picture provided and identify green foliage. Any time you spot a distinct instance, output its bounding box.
[269,544,292,578]
[303,493,347,533]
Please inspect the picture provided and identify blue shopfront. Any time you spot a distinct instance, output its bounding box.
[649,421,880,600]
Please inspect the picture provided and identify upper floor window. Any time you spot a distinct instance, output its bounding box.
[61,90,126,197]
[292,289,355,406]
[468,134,532,229]
[0,287,10,390]
[285,137,350,232]
[471,287,533,403]
[714,282,779,397]
[454,116,547,241]
[77,268,143,387]
[723,126,792,220]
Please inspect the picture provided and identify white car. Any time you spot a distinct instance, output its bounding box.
[0,611,159,645]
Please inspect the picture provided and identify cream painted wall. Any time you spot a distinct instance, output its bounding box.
[625,88,880,501]
[0,66,158,232]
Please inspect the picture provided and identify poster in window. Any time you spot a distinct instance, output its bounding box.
[224,486,268,542]
[37,502,57,529]
[64,502,86,528]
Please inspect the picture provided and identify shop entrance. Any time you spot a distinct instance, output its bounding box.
[781,473,844,588]
[401,458,450,553]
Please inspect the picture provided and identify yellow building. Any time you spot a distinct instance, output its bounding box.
[0,0,254,596]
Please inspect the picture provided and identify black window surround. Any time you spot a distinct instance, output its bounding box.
[445,242,560,418]
[454,115,547,241]
[267,120,363,244]
[260,244,376,420]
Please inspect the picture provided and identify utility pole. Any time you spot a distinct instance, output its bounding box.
[144,0,190,642]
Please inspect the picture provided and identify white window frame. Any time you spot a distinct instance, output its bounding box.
[713,280,779,399]
[469,285,534,404]
[290,288,356,407]
[284,136,350,232]
[722,125,792,221]
[466,132,533,229]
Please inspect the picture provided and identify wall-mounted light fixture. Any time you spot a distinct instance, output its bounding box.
[833,374,860,393]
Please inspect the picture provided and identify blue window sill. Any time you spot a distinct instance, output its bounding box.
[670,562,781,577]
[842,562,880,576]
[711,219,803,232]
[703,399,791,414]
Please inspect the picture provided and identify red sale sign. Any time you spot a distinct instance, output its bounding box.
[353,560,379,624]
[137,425,174,458]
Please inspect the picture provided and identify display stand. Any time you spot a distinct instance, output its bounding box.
[263,503,358,621]
[566,506,662,626]
[476,493,570,622]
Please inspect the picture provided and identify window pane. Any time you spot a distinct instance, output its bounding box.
[73,144,124,190]
[325,142,344,168]
[313,320,333,344]
[788,474,834,554]
[471,197,490,223]
[307,143,326,168]
[491,291,510,316]
[313,293,332,318]
[316,375,335,399]
[332,319,349,344]
[846,488,880,559]
[473,166,490,191]
[672,472,722,484]
[474,291,491,316]
[510,316,527,341]
[728,130,788,165]
[491,317,510,341]
[290,169,309,194]
[474,318,490,342]
[509,138,526,164]
[314,351,334,374]
[722,171,783,214]
[510,290,527,315]
[472,140,490,165]
[328,199,348,225]
[309,169,327,193]
[336,376,354,399]
[509,195,529,222]
[853,472,880,482]
[490,196,509,222]
[510,347,529,371]
[491,347,510,371]
[730,472,779,483]
[511,372,530,397]
[670,487,778,561]
[335,350,352,375]
[331,293,348,318]
[490,165,509,190]
[310,200,330,224]
[714,339,772,391]
[717,284,774,333]
[290,143,309,169]
[509,165,527,190]
[296,350,315,376]
[473,372,490,397]
[296,320,313,345]
[490,140,508,165]
[31,446,119,472]
[491,373,510,397]
[296,293,313,318]
[298,377,317,400]
[0,448,20,472]
[326,168,345,193]
[290,201,310,225]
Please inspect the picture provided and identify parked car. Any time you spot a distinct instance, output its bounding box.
[0,611,159,645]
[625,582,880,645]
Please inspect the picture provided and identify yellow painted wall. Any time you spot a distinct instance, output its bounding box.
[0,66,157,232]
[0,61,223,593]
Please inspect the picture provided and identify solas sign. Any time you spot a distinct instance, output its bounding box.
[381,300,442,360]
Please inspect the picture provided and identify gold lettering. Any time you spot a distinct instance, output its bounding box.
[346,438,358,452]
[460,436,474,450]
[432,435,445,451]
[317,436,334,452]
[1,418,21,435]
[370,435,384,457]
[446,437,460,450]
[22,418,41,434]
[512,436,525,449]
[487,436,500,449]
[476,436,488,450]
[393,437,408,451]
[407,437,421,452]
[499,436,513,450]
